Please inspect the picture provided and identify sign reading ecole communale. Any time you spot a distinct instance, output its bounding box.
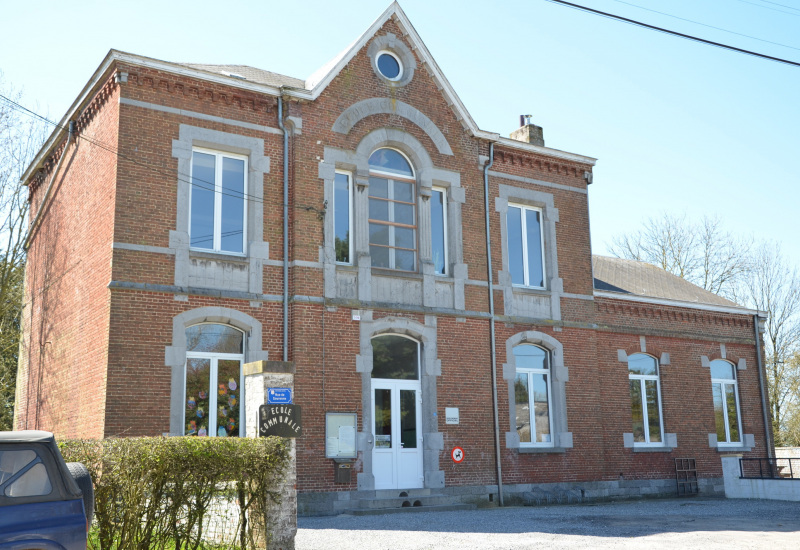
[259,404,302,438]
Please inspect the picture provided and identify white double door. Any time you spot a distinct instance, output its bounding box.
[372,379,423,490]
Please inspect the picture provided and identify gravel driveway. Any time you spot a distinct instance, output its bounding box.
[297,497,800,549]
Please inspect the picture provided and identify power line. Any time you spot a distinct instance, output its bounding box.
[0,93,326,216]
[732,0,800,17]
[757,0,800,12]
[543,0,800,68]
[606,0,800,52]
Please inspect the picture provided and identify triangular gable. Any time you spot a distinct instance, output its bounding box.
[301,2,499,142]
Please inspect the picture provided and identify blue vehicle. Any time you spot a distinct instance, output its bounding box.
[0,431,93,550]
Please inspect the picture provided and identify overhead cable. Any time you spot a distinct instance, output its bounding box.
[543,0,800,68]
[606,0,800,52]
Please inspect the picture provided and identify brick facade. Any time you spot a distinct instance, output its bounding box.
[16,4,771,513]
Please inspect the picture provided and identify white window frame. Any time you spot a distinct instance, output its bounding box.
[375,50,404,81]
[183,324,245,437]
[189,147,248,256]
[334,170,353,265]
[507,203,546,289]
[711,359,742,445]
[368,148,418,272]
[515,344,555,448]
[431,186,448,276]
[368,147,416,180]
[628,353,665,446]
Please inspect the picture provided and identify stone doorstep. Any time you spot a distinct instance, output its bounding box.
[358,494,465,510]
[370,488,431,499]
[344,503,477,516]
[339,488,479,515]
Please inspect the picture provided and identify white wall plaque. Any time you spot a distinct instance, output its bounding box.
[445,407,459,425]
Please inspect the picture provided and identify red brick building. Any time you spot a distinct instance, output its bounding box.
[16,3,772,514]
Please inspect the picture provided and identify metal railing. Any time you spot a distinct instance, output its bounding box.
[740,457,800,480]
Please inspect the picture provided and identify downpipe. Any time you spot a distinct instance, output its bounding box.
[754,314,773,458]
[278,96,289,363]
[483,141,504,506]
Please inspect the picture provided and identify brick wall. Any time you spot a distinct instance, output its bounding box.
[16,13,771,503]
[16,75,120,438]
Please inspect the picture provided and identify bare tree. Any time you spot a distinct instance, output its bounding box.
[0,73,48,429]
[733,242,800,446]
[609,213,751,300]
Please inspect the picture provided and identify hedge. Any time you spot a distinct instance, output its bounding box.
[60,436,290,550]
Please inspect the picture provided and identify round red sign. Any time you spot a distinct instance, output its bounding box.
[451,446,464,463]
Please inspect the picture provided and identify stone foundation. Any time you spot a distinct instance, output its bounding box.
[297,477,725,516]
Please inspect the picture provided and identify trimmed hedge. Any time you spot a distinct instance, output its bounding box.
[60,436,290,550]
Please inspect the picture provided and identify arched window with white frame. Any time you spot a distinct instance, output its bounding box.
[628,353,664,445]
[184,323,244,437]
[514,344,554,446]
[710,359,741,444]
[368,148,417,272]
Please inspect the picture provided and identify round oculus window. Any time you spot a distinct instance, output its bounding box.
[376,51,402,81]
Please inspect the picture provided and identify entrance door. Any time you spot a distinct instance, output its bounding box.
[372,380,423,489]
[370,333,423,490]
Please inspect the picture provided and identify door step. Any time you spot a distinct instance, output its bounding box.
[340,490,477,516]
[345,503,476,516]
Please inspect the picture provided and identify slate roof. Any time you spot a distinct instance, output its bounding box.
[181,63,305,89]
[592,255,739,308]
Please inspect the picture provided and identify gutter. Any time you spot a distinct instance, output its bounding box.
[483,141,504,506]
[754,314,773,458]
[22,48,595,186]
[593,290,766,317]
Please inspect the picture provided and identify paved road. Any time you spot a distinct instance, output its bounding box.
[297,497,800,549]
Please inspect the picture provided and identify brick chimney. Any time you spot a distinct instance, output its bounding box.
[510,115,545,147]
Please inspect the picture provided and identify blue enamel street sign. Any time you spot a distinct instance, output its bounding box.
[268,387,293,404]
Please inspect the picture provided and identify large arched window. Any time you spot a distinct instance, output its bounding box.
[368,148,417,271]
[514,344,553,446]
[710,359,741,444]
[184,324,244,437]
[628,353,663,445]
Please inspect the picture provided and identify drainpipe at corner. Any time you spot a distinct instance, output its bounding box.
[483,141,504,506]
[278,95,289,363]
[754,314,773,458]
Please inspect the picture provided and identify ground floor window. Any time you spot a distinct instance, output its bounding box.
[514,344,553,446]
[711,359,741,444]
[184,324,244,437]
[628,353,664,445]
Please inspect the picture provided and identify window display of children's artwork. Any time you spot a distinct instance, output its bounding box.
[184,324,243,437]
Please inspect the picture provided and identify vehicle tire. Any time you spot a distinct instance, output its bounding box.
[66,462,94,526]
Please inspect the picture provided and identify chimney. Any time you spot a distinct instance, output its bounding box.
[510,114,544,147]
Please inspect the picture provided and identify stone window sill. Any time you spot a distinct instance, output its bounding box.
[511,285,550,296]
[371,268,423,280]
[716,445,753,453]
[518,446,567,454]
[189,249,249,264]
[632,446,674,453]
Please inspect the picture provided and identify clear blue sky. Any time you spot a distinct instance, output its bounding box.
[1,0,798,267]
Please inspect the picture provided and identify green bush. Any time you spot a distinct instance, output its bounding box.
[60,437,290,550]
